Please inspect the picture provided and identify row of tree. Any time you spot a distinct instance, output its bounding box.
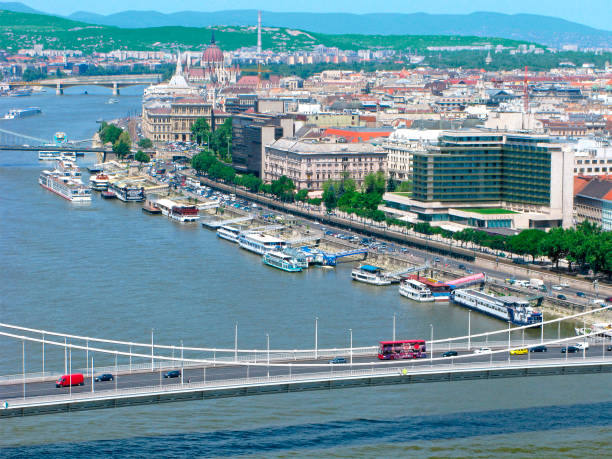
[191,118,233,162]
[191,151,297,200]
[321,172,388,222]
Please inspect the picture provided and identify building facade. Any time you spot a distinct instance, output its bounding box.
[385,131,574,229]
[142,97,230,142]
[231,113,294,176]
[263,139,387,190]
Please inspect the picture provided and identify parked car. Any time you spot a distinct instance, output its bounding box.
[329,357,347,364]
[94,373,114,382]
[56,373,84,388]
[530,345,548,352]
[605,297,612,303]
[163,370,181,378]
[557,294,567,300]
[458,264,466,270]
[473,347,491,354]
[576,292,586,297]
[441,350,458,357]
[510,348,528,355]
[552,285,563,291]
[561,346,579,353]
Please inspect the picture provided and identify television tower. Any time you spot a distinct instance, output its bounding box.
[257,11,262,56]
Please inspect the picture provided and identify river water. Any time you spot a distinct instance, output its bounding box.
[0,86,610,456]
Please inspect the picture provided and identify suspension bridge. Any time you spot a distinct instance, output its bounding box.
[9,74,162,95]
[0,305,610,418]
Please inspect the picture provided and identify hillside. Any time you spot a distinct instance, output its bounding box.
[65,10,612,49]
[0,10,532,54]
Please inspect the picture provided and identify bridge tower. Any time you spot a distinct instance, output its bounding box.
[112,82,120,96]
[55,82,63,95]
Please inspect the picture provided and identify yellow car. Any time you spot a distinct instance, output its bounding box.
[510,348,528,355]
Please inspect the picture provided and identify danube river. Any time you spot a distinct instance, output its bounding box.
[0,86,610,456]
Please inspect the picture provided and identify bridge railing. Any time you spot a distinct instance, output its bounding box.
[4,354,611,409]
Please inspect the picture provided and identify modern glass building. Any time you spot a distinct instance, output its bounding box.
[385,131,574,229]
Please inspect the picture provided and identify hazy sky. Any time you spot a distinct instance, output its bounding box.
[20,0,612,30]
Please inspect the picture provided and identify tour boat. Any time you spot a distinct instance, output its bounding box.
[38,151,63,161]
[217,225,241,243]
[154,198,200,222]
[90,173,111,191]
[38,169,91,202]
[4,107,41,119]
[351,265,392,286]
[262,251,303,272]
[399,279,435,302]
[108,182,144,202]
[238,232,286,255]
[451,289,542,326]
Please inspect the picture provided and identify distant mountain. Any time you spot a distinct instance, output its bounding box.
[65,10,612,49]
[0,1,43,14]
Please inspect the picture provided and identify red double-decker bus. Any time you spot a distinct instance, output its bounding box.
[377,340,427,360]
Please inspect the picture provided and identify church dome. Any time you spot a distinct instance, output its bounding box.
[202,31,223,64]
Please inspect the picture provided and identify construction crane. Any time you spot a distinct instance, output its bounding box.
[523,65,529,114]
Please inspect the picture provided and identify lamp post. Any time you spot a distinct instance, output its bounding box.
[429,324,433,363]
[234,322,238,363]
[393,313,396,342]
[349,329,353,365]
[151,328,154,371]
[266,333,270,378]
[315,317,318,360]
[468,310,472,351]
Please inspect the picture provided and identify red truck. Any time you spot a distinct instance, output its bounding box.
[56,373,84,388]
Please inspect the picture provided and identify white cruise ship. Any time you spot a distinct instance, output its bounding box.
[351,265,392,286]
[451,289,542,326]
[38,151,63,161]
[262,251,303,272]
[238,232,286,255]
[38,169,91,202]
[399,279,435,302]
[217,225,241,243]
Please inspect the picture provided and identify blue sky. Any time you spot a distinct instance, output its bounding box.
[21,0,612,30]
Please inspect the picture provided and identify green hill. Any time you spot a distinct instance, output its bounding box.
[0,9,534,54]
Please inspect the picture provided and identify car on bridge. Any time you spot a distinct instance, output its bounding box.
[329,357,347,364]
[441,350,458,357]
[473,347,491,354]
[94,373,114,382]
[608,346,612,352]
[561,346,579,353]
[574,342,589,350]
[56,373,84,388]
[163,370,181,378]
[530,345,548,352]
[510,348,528,355]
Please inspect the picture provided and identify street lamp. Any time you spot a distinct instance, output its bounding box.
[429,324,433,363]
[393,313,396,342]
[467,310,472,351]
[349,328,353,365]
[266,333,270,379]
[315,317,319,360]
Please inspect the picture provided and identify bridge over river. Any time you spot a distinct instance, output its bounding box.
[1,306,610,418]
[9,74,162,95]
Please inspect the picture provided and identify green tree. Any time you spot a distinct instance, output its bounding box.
[99,123,123,144]
[191,118,211,146]
[210,117,233,160]
[322,180,338,211]
[539,227,569,269]
[138,138,153,149]
[364,171,386,195]
[270,175,295,201]
[112,140,130,158]
[508,229,546,261]
[295,189,309,202]
[191,150,216,173]
[134,150,150,163]
[387,176,398,192]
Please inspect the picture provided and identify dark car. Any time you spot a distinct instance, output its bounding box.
[561,346,579,353]
[605,297,612,303]
[441,350,458,357]
[163,370,181,378]
[576,292,586,297]
[557,294,567,300]
[458,264,466,270]
[94,373,114,382]
[329,357,347,364]
[530,345,548,353]
[607,346,612,352]
[434,257,441,263]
